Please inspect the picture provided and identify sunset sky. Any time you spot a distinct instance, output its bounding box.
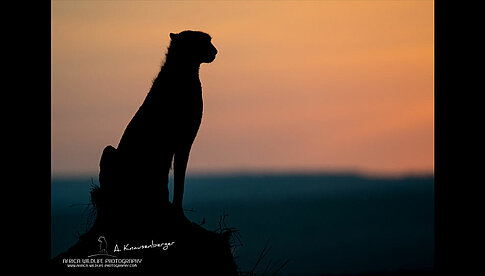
[52,1,434,177]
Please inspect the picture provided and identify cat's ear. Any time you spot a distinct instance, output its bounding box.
[170,33,178,40]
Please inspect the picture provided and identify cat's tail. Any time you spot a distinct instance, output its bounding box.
[99,145,118,188]
[91,145,119,211]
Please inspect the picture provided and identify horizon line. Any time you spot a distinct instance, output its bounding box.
[51,168,434,180]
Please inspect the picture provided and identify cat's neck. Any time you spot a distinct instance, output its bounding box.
[161,58,200,77]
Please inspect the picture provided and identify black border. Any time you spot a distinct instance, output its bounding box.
[34,0,460,274]
[435,1,476,275]
[8,0,51,273]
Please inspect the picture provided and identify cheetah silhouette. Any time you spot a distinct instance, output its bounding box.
[98,31,217,215]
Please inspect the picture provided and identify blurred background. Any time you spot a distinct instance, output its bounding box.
[51,1,434,274]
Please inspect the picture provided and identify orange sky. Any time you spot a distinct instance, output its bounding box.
[52,1,434,177]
